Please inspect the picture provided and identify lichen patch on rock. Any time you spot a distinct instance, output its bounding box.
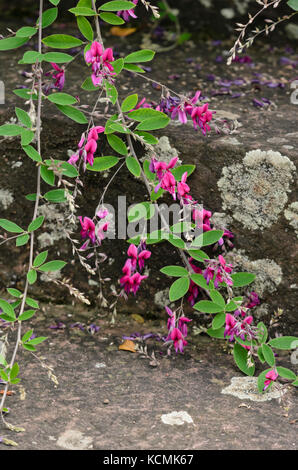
[221,377,287,402]
[218,149,296,230]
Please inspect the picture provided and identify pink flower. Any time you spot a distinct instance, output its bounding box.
[177,172,190,198]
[50,63,65,91]
[170,328,187,354]
[117,0,138,21]
[119,242,151,295]
[178,317,192,337]
[263,370,278,391]
[85,41,115,87]
[79,216,96,247]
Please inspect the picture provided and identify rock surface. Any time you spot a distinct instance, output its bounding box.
[0,23,297,334]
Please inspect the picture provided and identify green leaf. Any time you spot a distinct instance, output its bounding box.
[233,343,255,376]
[41,165,55,186]
[0,299,16,320]
[126,156,141,177]
[231,272,256,288]
[124,49,155,63]
[16,27,37,38]
[0,36,28,51]
[86,156,119,172]
[0,124,24,136]
[193,300,223,314]
[15,108,31,128]
[136,116,170,131]
[99,12,125,24]
[268,336,298,350]
[107,134,128,155]
[207,327,225,339]
[48,92,77,105]
[121,94,138,113]
[171,165,196,181]
[44,189,68,203]
[187,249,209,262]
[0,219,24,233]
[49,0,61,5]
[209,290,225,308]
[27,270,37,285]
[42,34,83,49]
[123,63,145,73]
[0,370,9,382]
[160,266,189,277]
[43,52,73,63]
[287,0,298,11]
[19,310,36,322]
[168,234,185,249]
[191,230,224,248]
[212,312,226,330]
[55,104,88,124]
[25,298,39,309]
[169,277,190,302]
[33,251,48,267]
[276,367,296,381]
[9,363,19,381]
[81,76,98,91]
[99,1,136,11]
[25,194,37,201]
[257,346,265,363]
[112,58,124,75]
[23,343,36,352]
[39,7,58,28]
[225,300,239,312]
[21,130,35,146]
[13,89,38,100]
[190,273,209,290]
[69,6,97,15]
[135,131,158,146]
[27,336,48,346]
[19,51,43,64]
[257,322,268,343]
[28,216,44,233]
[261,344,275,367]
[22,145,42,162]
[7,288,22,298]
[22,329,34,343]
[129,108,167,122]
[26,336,47,346]
[77,16,94,41]
[105,81,118,105]
[38,260,67,272]
[16,234,30,247]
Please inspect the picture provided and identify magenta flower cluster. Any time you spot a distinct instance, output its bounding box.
[165,307,192,354]
[120,242,151,295]
[78,210,109,251]
[157,91,213,135]
[68,125,105,167]
[85,41,115,87]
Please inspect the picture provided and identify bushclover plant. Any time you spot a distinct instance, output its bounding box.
[0,0,297,436]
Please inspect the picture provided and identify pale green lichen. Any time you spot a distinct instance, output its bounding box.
[225,249,282,296]
[0,189,14,210]
[37,203,77,249]
[154,288,170,308]
[218,149,296,230]
[284,202,298,238]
